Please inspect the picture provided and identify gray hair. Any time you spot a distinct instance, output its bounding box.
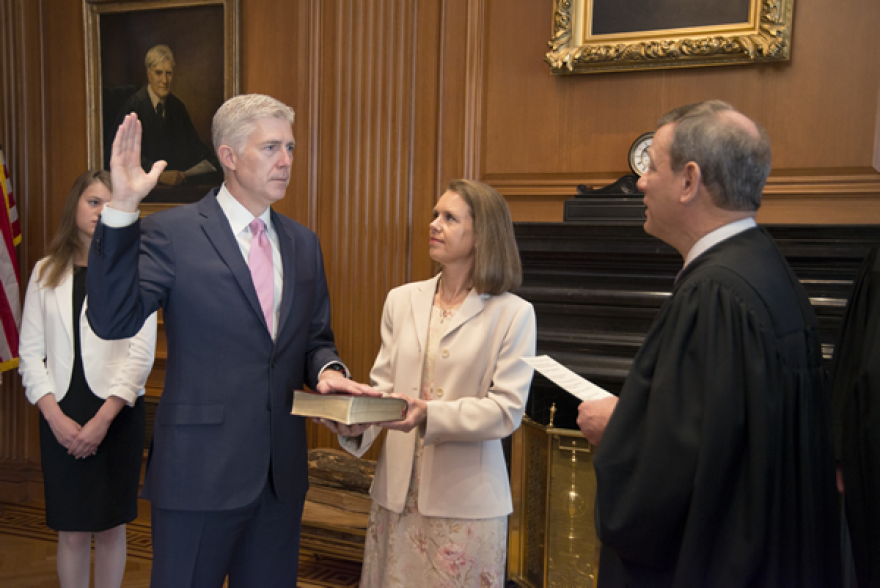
[145,44,175,70]
[657,100,771,212]
[212,94,295,166]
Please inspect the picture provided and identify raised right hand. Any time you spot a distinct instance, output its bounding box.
[109,113,167,212]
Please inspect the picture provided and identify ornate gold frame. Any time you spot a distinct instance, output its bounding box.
[546,0,794,75]
[83,0,240,205]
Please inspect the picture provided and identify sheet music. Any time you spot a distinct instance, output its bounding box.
[521,355,613,402]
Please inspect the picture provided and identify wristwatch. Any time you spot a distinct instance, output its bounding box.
[323,363,349,378]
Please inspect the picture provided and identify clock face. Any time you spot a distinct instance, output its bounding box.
[628,132,654,177]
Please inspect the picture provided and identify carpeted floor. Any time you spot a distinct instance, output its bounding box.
[0,502,361,588]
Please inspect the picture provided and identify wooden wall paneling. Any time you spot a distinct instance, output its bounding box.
[411,0,488,271]
[874,86,880,174]
[299,0,419,457]
[409,0,443,283]
[432,0,473,188]
[757,197,880,225]
[461,0,486,181]
[757,172,880,223]
[0,0,46,505]
[482,0,664,186]
[240,0,312,227]
[43,0,87,233]
[476,0,880,224]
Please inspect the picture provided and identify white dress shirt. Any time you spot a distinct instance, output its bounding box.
[683,217,757,270]
[215,186,283,338]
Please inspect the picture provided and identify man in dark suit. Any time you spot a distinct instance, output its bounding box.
[88,94,375,587]
[576,101,841,587]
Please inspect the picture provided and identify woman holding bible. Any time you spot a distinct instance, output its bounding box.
[319,179,536,588]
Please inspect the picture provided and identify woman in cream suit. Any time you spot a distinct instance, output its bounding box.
[322,179,536,587]
[19,170,157,588]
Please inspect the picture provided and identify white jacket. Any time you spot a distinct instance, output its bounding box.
[19,258,157,406]
[340,274,536,518]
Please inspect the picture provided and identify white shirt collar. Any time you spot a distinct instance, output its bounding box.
[216,183,273,236]
[683,217,757,269]
[147,85,164,110]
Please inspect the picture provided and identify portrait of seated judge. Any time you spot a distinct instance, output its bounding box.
[108,44,222,201]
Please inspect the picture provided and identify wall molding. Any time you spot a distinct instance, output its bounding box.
[483,170,880,199]
[492,170,880,225]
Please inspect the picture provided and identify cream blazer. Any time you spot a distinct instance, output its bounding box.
[340,274,536,518]
[19,258,157,407]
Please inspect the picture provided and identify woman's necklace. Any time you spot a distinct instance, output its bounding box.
[434,277,469,317]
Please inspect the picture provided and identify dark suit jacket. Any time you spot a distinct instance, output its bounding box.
[87,189,342,511]
[114,86,213,173]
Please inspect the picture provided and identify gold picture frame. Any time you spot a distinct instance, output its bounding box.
[84,0,239,209]
[546,0,794,75]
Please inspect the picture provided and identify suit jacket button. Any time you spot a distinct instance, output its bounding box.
[436,387,444,397]
[441,349,450,358]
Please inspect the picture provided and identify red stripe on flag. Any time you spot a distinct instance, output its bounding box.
[0,148,22,370]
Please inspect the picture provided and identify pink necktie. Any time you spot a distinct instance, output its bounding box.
[248,218,274,335]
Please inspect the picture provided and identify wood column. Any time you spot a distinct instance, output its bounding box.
[0,0,47,505]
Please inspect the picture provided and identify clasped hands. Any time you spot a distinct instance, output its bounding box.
[314,371,428,437]
[47,412,110,460]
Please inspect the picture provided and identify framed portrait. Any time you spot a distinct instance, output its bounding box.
[84,0,240,209]
[545,0,794,75]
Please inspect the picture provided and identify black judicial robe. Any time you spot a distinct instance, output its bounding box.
[593,227,841,588]
[830,245,880,587]
[114,87,212,173]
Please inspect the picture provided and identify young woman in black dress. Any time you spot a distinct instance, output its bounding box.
[19,170,157,588]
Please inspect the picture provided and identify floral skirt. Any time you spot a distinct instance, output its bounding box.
[359,437,507,588]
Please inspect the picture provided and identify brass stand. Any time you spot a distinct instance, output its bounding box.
[507,406,600,587]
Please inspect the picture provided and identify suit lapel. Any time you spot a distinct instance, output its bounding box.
[198,194,270,336]
[274,210,296,339]
[410,275,439,354]
[441,289,486,339]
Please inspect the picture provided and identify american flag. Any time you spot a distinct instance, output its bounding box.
[0,147,21,372]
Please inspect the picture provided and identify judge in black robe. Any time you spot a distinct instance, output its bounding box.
[831,245,880,587]
[114,86,212,175]
[578,101,841,587]
[595,228,840,587]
